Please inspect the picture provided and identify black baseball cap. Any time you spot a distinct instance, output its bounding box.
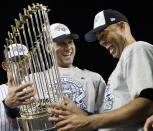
[84,9,129,42]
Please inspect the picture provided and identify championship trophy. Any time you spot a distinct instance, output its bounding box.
[4,3,64,131]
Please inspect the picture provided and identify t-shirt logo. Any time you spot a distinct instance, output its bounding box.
[48,76,87,110]
[61,77,87,110]
[104,79,114,112]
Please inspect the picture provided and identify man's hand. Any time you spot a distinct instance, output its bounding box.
[48,96,91,131]
[48,96,87,118]
[50,113,91,131]
[5,73,36,109]
[144,115,153,131]
[51,96,87,114]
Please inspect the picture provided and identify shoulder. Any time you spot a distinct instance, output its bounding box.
[75,67,105,82]
[81,68,105,81]
[132,41,152,49]
[126,41,152,52]
[0,84,7,89]
[121,41,153,60]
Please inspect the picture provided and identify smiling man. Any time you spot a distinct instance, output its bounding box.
[48,9,153,131]
[49,23,106,123]
[50,23,77,68]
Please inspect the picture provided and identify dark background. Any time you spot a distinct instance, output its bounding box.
[0,0,153,84]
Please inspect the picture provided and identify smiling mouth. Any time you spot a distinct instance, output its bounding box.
[106,45,114,54]
[62,52,72,57]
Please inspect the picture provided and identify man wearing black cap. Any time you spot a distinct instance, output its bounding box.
[48,23,106,119]
[48,9,153,131]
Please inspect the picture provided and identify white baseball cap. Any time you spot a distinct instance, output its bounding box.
[8,43,29,59]
[50,23,79,43]
[84,9,129,42]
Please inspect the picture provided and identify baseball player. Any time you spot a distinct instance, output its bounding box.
[0,44,35,130]
[48,9,153,131]
[49,23,106,115]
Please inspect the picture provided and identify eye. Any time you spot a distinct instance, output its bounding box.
[68,40,73,44]
[57,42,64,45]
[101,34,107,39]
[97,32,107,41]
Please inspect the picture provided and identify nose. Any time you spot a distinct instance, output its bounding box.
[64,42,71,49]
[99,40,108,47]
[99,40,105,46]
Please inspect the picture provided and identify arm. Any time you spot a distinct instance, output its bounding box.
[6,114,18,129]
[88,97,153,129]
[3,73,35,129]
[49,97,153,131]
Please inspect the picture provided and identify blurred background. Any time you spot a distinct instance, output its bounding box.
[0,0,153,84]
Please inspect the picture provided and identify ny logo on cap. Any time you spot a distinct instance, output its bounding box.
[110,18,116,22]
[11,45,26,53]
[55,24,68,32]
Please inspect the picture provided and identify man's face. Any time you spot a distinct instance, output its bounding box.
[2,55,30,85]
[96,24,125,58]
[8,56,29,82]
[13,59,29,80]
[53,38,76,68]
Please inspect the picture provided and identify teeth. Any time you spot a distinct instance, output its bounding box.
[105,45,113,54]
[63,52,71,56]
[106,46,109,49]
[110,48,113,54]
[109,46,114,54]
[106,45,111,50]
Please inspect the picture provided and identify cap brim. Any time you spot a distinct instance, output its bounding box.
[84,25,107,42]
[53,33,79,43]
[9,55,27,62]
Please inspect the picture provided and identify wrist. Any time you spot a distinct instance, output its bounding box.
[4,98,14,109]
[88,114,104,130]
[82,109,94,115]
[82,115,97,131]
[2,99,20,119]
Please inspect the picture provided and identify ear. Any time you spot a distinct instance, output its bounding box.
[119,21,126,31]
[46,42,57,53]
[45,44,51,54]
[1,62,8,71]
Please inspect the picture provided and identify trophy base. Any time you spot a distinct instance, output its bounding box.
[17,114,56,131]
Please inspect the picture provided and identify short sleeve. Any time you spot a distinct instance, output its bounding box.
[125,46,153,99]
